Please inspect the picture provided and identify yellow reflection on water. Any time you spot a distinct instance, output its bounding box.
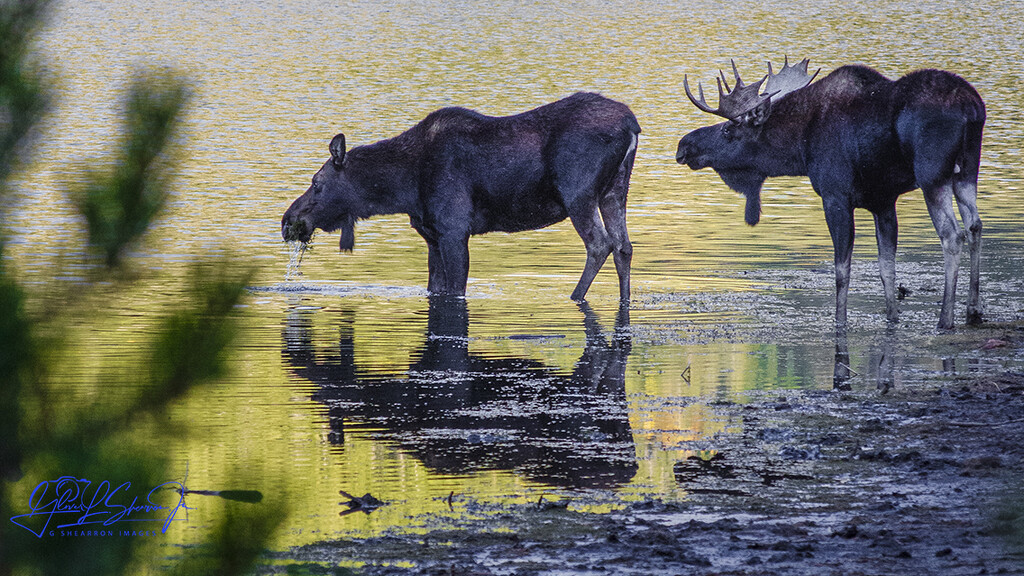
[8,0,1024,558]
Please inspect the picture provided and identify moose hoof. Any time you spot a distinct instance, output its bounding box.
[966,309,984,326]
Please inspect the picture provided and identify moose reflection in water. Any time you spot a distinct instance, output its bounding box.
[282,297,638,490]
[834,330,895,392]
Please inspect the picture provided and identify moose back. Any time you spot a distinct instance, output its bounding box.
[282,92,641,302]
[676,59,985,330]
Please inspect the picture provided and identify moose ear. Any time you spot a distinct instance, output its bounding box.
[737,100,772,126]
[329,133,346,167]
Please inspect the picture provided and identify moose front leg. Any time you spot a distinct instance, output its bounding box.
[823,199,855,333]
[425,240,443,294]
[412,221,445,294]
[436,234,470,296]
[873,207,899,324]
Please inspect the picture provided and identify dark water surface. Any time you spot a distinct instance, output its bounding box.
[5,0,1024,555]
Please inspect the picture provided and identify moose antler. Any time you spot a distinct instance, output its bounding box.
[684,59,770,123]
[764,56,820,101]
[685,57,819,124]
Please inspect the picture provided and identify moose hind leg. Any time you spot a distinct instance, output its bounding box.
[569,202,613,302]
[873,207,899,323]
[953,179,982,324]
[923,181,963,330]
[599,180,633,303]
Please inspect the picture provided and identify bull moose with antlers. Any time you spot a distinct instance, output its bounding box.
[676,58,985,330]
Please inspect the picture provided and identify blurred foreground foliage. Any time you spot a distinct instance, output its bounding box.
[0,1,285,574]
[74,69,190,268]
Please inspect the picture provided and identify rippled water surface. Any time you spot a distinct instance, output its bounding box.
[7,0,1024,554]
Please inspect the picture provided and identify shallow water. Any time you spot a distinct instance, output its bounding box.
[6,0,1024,555]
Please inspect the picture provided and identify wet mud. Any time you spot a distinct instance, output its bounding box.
[268,323,1024,575]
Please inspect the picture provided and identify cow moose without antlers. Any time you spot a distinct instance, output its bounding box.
[282,92,641,303]
[675,58,985,330]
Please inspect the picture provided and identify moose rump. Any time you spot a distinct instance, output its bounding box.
[282,92,641,302]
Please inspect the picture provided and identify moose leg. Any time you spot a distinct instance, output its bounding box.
[599,191,632,303]
[923,181,963,330]
[599,134,638,304]
[873,207,899,323]
[425,240,443,293]
[568,202,613,302]
[436,234,470,296]
[953,180,983,324]
[823,200,855,333]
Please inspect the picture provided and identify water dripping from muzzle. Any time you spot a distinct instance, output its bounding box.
[285,236,313,281]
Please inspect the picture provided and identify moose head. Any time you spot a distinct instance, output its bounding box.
[676,57,819,225]
[282,133,359,251]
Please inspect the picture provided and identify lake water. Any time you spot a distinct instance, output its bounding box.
[6,0,1024,557]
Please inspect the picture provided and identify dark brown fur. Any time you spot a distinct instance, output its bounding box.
[283,92,641,301]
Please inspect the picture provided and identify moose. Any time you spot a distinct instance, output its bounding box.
[282,92,641,302]
[676,58,985,330]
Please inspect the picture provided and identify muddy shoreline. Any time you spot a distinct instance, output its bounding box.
[268,325,1024,575]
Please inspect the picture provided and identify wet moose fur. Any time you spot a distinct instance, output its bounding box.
[282,92,641,302]
[676,63,985,330]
